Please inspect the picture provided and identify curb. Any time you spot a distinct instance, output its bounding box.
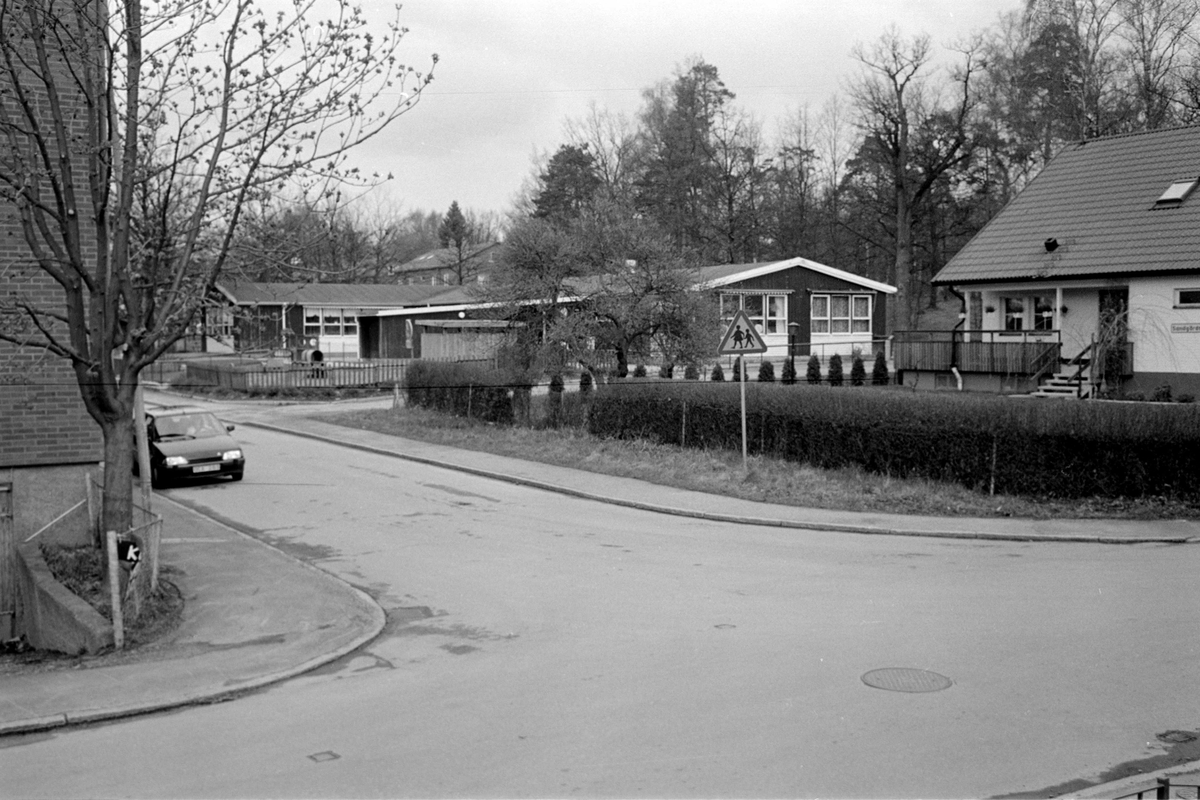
[243,420,1200,546]
[1067,761,1200,798]
[0,495,387,738]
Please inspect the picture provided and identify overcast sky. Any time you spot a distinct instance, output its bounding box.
[348,0,1025,219]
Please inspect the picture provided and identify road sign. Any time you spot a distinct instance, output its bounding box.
[718,309,768,355]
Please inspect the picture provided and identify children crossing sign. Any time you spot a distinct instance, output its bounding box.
[718,310,768,355]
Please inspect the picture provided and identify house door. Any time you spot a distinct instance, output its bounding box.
[1,483,13,639]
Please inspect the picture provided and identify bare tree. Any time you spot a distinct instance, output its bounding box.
[848,27,981,331]
[0,0,435,532]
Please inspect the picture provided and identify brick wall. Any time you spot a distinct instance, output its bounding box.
[0,1,104,469]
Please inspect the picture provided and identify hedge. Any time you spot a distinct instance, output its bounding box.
[405,360,530,424]
[586,381,1200,500]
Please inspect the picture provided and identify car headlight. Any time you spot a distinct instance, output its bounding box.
[222,449,243,460]
[164,456,188,467]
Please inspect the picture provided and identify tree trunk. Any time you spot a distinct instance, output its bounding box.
[101,413,136,535]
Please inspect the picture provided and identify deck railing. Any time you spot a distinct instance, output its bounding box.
[893,330,1062,375]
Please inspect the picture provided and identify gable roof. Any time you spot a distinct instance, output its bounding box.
[216,281,453,307]
[392,243,501,276]
[695,256,897,293]
[934,125,1200,286]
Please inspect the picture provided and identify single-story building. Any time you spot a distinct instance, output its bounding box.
[696,257,897,362]
[896,125,1200,397]
[215,282,457,359]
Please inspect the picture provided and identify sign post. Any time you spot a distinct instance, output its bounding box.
[717,310,768,470]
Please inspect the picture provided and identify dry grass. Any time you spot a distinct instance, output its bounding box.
[317,405,1200,520]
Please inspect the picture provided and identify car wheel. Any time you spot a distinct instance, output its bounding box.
[231,471,243,482]
[151,466,165,490]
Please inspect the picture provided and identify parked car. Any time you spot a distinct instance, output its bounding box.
[137,406,245,488]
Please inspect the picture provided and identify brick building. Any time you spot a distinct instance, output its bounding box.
[1,0,106,636]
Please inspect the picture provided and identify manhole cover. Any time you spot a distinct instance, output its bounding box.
[862,668,953,693]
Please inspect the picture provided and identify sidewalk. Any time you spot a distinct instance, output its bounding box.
[4,405,1198,798]
[0,496,382,736]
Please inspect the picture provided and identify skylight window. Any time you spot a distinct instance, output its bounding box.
[1154,178,1199,208]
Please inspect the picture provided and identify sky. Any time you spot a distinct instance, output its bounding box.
[346,0,1026,219]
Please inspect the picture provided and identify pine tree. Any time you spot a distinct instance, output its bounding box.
[828,353,844,387]
[850,355,866,386]
[872,350,890,386]
[806,354,822,385]
[758,361,775,382]
[781,357,797,385]
[711,362,725,382]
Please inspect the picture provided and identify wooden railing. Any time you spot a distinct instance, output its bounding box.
[893,330,1062,375]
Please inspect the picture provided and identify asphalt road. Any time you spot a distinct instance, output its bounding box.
[2,402,1198,798]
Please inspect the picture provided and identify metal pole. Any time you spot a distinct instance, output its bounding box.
[740,364,748,469]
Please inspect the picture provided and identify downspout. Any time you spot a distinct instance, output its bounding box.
[948,285,966,391]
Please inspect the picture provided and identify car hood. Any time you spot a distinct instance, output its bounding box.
[153,434,241,459]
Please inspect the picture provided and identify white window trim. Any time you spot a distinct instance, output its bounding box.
[1175,288,1200,308]
[720,292,790,336]
[811,293,873,337]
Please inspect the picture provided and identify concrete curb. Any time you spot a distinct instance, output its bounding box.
[243,420,1200,546]
[0,495,387,738]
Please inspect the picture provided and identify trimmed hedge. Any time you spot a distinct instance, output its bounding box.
[586,381,1200,500]
[405,360,527,424]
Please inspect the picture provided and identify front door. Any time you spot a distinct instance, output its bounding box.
[1097,287,1130,382]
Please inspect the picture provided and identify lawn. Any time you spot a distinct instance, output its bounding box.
[316,404,1200,521]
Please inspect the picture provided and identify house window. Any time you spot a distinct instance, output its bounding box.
[304,312,321,338]
[1003,296,1055,331]
[1004,297,1025,331]
[1176,289,1200,307]
[812,293,872,336]
[721,293,788,334]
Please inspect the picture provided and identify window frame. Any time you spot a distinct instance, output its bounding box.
[720,292,789,335]
[811,293,873,336]
[1176,288,1200,308]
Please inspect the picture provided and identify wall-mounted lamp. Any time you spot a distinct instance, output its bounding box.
[1060,305,1068,315]
[984,305,996,314]
[1044,238,1059,252]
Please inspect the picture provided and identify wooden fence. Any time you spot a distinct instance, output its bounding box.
[183,359,411,391]
[893,330,1061,375]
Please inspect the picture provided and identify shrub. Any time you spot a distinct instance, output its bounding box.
[404,360,518,424]
[632,363,647,378]
[781,358,797,385]
[731,357,743,382]
[1178,393,1195,404]
[1152,383,1174,402]
[579,370,593,394]
[827,353,844,387]
[683,363,700,380]
[806,354,821,385]
[659,363,675,379]
[547,373,565,427]
[711,362,725,382]
[850,356,866,386]
[758,360,776,382]
[872,350,890,386]
[1124,390,1146,402]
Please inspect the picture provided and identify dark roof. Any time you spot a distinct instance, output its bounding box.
[392,243,501,275]
[216,282,451,307]
[934,125,1200,285]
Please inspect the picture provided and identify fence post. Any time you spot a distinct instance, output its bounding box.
[106,530,124,649]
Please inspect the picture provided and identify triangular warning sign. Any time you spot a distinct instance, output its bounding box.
[718,309,768,355]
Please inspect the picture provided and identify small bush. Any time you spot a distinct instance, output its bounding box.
[781,358,797,385]
[872,350,890,386]
[1178,393,1195,404]
[1152,383,1174,402]
[683,363,700,380]
[711,362,725,382]
[806,354,821,385]
[758,361,776,382]
[1124,390,1146,401]
[547,373,565,427]
[850,356,866,386]
[828,353,844,387]
[633,363,647,378]
[579,370,593,394]
[731,357,743,383]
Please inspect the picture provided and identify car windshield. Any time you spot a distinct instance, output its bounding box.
[154,412,226,439]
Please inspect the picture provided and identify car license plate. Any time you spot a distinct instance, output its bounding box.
[193,464,220,473]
